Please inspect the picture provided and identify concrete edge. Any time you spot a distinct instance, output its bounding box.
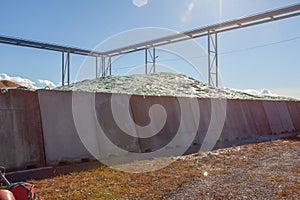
[6,161,102,182]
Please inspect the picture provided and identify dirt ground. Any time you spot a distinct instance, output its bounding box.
[32,135,300,200]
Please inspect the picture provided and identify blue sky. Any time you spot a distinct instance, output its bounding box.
[0,0,300,98]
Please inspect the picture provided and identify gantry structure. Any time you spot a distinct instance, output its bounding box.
[1,3,300,86]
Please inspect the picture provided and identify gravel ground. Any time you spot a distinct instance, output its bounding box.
[32,135,300,199]
[162,135,300,200]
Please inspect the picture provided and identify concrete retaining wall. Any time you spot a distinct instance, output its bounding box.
[214,100,298,149]
[286,101,300,132]
[37,90,94,166]
[263,101,295,134]
[1,89,300,171]
[0,90,45,171]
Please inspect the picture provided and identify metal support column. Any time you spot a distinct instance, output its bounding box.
[208,32,210,86]
[101,56,106,77]
[61,51,70,86]
[215,34,218,87]
[67,51,70,85]
[96,57,98,78]
[145,47,157,74]
[208,31,219,87]
[153,48,156,73]
[108,57,112,76]
[145,48,148,75]
[62,51,65,86]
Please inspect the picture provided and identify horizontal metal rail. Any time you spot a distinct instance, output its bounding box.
[102,3,300,57]
[0,35,103,57]
[1,4,299,58]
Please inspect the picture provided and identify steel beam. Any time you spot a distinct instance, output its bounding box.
[61,51,71,86]
[62,52,65,86]
[153,48,156,73]
[102,4,300,57]
[145,48,148,74]
[101,56,106,77]
[2,3,298,58]
[96,57,98,78]
[208,32,218,87]
[0,35,103,57]
[108,57,112,76]
[0,4,299,59]
[215,33,218,87]
[208,33,211,86]
[0,3,299,86]
[67,51,70,85]
[144,48,157,74]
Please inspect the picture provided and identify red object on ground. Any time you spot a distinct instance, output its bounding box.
[0,190,15,200]
[8,183,35,200]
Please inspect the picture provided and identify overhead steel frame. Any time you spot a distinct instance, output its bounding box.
[102,3,300,86]
[0,4,300,86]
[0,36,103,85]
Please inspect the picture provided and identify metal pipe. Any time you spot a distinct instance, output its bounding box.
[108,57,112,75]
[102,4,300,56]
[153,48,156,73]
[145,48,148,74]
[0,167,10,186]
[96,57,98,78]
[215,33,218,87]
[208,32,211,86]
[101,56,105,77]
[67,51,70,85]
[62,51,64,86]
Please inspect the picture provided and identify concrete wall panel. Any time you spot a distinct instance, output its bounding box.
[94,93,141,155]
[200,98,227,151]
[263,101,284,134]
[247,101,272,136]
[263,101,294,134]
[129,96,201,155]
[171,97,200,153]
[276,102,294,133]
[286,101,300,131]
[196,98,211,145]
[131,96,181,153]
[3,89,299,171]
[38,90,93,165]
[0,90,45,171]
[239,100,258,136]
[221,100,247,141]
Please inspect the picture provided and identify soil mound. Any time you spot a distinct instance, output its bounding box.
[0,80,20,88]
